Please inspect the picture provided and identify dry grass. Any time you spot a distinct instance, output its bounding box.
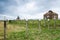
[0,20,60,40]
[0,21,26,40]
[0,22,4,40]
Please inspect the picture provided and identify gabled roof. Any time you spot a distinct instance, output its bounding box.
[44,10,58,16]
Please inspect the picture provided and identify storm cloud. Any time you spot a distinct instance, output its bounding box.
[0,0,60,20]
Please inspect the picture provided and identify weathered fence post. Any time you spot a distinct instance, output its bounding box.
[54,16,56,29]
[48,19,50,30]
[44,18,46,27]
[4,17,7,40]
[25,19,28,39]
[38,19,41,40]
[47,15,50,30]
[38,19,41,33]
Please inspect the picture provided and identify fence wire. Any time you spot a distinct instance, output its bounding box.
[0,20,60,40]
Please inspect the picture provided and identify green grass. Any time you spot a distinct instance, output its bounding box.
[0,19,60,40]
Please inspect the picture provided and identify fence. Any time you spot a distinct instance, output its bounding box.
[0,19,60,40]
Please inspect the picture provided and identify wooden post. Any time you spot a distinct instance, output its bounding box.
[48,19,49,30]
[38,20,41,33]
[25,19,28,40]
[4,20,6,40]
[54,16,56,29]
[54,19,56,29]
[37,19,41,40]
[44,18,46,27]
[47,15,50,30]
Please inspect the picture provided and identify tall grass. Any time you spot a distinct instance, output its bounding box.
[0,19,60,40]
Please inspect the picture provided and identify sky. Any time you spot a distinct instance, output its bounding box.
[0,0,60,20]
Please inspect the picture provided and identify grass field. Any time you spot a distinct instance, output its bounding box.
[0,19,60,40]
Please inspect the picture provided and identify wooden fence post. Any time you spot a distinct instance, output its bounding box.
[48,19,50,30]
[4,20,6,40]
[25,19,28,40]
[38,19,41,40]
[54,16,56,29]
[38,19,41,33]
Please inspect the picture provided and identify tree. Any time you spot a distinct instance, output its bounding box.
[16,16,20,20]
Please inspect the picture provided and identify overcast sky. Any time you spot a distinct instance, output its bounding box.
[0,0,60,20]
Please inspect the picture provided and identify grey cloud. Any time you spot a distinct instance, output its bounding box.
[0,0,60,19]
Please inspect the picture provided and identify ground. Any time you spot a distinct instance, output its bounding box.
[0,20,60,40]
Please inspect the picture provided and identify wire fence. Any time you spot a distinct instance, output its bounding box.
[0,19,60,40]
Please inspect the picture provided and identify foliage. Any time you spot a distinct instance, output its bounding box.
[0,19,60,40]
